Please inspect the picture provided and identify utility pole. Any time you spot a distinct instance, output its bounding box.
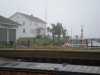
[80,25,84,48]
[80,25,84,40]
[70,27,73,47]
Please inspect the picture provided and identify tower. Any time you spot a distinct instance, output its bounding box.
[80,25,84,47]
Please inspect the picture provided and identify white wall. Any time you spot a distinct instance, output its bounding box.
[10,13,46,39]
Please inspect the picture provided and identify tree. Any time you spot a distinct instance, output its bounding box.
[56,23,63,38]
[47,24,56,40]
[62,29,67,38]
[55,23,67,39]
[47,22,67,40]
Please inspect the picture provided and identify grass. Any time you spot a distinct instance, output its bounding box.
[0,44,16,48]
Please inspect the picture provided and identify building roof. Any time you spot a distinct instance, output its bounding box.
[11,12,46,24]
[0,59,100,74]
[0,15,20,26]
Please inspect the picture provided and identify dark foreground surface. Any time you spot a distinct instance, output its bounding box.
[0,49,100,66]
[0,58,99,75]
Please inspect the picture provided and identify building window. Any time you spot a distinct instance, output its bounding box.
[23,28,26,33]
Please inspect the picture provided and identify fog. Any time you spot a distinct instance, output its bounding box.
[0,0,100,38]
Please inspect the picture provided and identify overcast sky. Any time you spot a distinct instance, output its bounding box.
[0,0,100,38]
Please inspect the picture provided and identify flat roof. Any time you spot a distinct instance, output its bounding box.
[0,59,100,74]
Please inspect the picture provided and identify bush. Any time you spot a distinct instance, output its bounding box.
[52,38,64,46]
[33,37,53,46]
[17,37,65,48]
[32,37,64,47]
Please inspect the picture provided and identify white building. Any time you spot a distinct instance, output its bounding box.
[0,15,19,45]
[88,40,100,48]
[10,12,46,39]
